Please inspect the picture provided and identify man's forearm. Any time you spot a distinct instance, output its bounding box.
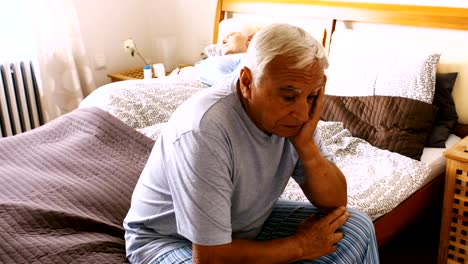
[297,142,347,212]
[193,237,303,264]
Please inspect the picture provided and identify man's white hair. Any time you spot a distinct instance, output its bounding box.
[243,23,329,87]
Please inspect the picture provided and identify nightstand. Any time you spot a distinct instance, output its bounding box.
[107,66,175,82]
[107,67,146,82]
[439,136,468,264]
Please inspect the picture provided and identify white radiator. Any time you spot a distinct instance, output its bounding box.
[0,61,43,137]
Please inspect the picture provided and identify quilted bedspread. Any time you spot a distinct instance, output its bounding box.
[0,107,154,263]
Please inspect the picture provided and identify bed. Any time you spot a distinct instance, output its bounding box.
[1,0,468,263]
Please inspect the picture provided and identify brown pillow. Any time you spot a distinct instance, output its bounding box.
[426,72,458,147]
[321,95,438,160]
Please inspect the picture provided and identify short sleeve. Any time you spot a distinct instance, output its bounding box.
[165,130,233,246]
[292,129,335,184]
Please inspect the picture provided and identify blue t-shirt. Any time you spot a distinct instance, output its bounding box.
[123,77,333,263]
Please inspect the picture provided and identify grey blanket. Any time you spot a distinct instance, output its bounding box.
[0,107,154,263]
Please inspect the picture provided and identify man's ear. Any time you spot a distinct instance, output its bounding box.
[239,67,253,100]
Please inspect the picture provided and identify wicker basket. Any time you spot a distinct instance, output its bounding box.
[439,136,468,264]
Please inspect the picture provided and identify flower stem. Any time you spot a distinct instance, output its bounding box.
[134,50,149,65]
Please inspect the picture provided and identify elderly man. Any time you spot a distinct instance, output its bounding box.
[124,24,380,263]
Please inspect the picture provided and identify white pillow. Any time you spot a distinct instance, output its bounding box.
[204,44,223,57]
[373,51,440,103]
[325,29,440,104]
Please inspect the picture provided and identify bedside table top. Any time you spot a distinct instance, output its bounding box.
[108,67,145,81]
[444,136,468,162]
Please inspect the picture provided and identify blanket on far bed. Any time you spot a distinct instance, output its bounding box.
[280,121,432,220]
[0,107,154,264]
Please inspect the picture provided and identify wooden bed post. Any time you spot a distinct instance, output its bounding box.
[213,0,224,44]
[324,18,337,56]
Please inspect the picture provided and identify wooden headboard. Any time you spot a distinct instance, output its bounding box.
[212,0,468,135]
[214,0,468,48]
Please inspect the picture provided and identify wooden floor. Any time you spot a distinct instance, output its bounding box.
[378,213,441,264]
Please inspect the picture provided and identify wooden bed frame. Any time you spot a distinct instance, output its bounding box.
[213,0,468,247]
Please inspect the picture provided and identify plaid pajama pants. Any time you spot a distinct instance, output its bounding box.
[152,200,380,264]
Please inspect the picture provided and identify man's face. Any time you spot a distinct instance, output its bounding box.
[221,32,249,55]
[241,56,325,138]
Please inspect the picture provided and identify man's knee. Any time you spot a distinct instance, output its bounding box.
[344,207,376,240]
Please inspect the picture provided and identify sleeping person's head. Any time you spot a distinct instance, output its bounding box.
[221,32,251,55]
[218,18,257,55]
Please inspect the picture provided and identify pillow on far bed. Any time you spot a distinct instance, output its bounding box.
[426,72,459,147]
[322,95,438,160]
[204,44,223,57]
[371,52,440,104]
[325,29,441,104]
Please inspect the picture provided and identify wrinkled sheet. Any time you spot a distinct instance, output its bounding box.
[280,121,431,220]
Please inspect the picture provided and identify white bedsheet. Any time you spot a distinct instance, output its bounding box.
[420,134,460,185]
[80,78,206,112]
[80,78,207,129]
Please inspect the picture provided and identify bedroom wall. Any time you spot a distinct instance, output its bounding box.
[73,0,218,88]
[166,0,468,66]
[73,0,467,89]
[73,0,153,88]
[148,0,218,70]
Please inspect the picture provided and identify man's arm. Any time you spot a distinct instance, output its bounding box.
[192,206,349,264]
[297,141,347,212]
[289,82,347,212]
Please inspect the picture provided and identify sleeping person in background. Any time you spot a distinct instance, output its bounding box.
[219,19,255,55]
[172,18,257,86]
[195,53,245,86]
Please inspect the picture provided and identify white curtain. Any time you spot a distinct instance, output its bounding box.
[31,0,96,122]
[0,0,95,122]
